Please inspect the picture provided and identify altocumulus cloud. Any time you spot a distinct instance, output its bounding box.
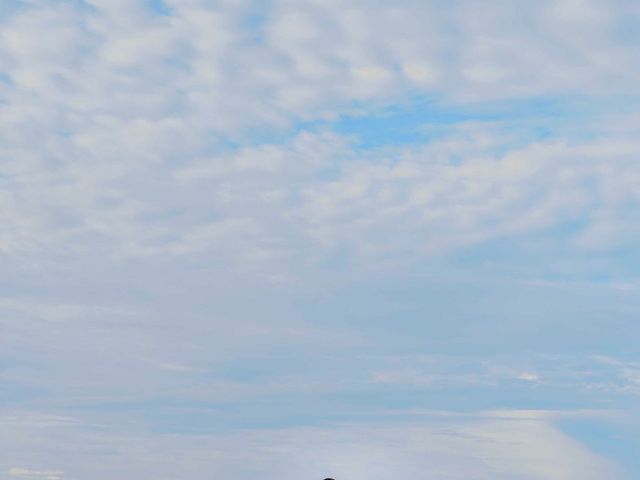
[0,1,640,263]
[1,0,640,265]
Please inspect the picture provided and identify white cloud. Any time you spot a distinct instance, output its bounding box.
[3,118,640,269]
[0,297,133,323]
[0,2,638,477]
[0,0,639,270]
[0,409,620,480]
[8,468,63,480]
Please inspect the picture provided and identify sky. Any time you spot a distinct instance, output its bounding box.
[1,0,640,479]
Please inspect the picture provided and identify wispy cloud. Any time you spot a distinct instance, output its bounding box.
[8,468,64,480]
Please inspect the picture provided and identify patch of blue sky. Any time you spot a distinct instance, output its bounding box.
[299,266,640,361]
[218,93,629,161]
[0,377,46,406]
[613,16,640,45]
[148,0,171,15]
[241,9,268,43]
[0,0,22,18]
[326,94,607,150]
[557,417,640,479]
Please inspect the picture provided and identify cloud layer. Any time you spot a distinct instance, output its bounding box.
[0,410,620,480]
[1,0,640,478]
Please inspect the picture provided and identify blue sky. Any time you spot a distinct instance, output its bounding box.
[1,0,640,479]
